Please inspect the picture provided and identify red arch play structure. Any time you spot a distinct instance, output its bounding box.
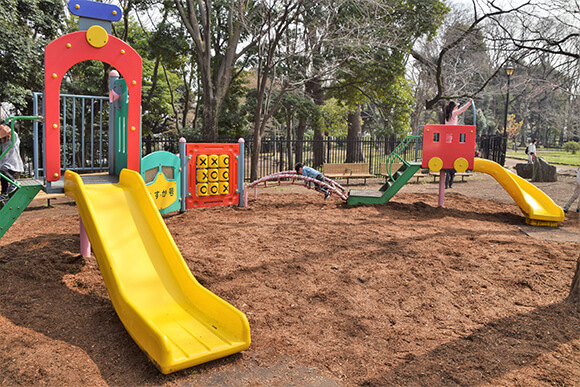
[244,171,348,206]
[44,30,142,181]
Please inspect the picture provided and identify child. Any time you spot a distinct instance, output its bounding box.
[295,162,330,199]
[563,167,580,213]
[0,124,24,202]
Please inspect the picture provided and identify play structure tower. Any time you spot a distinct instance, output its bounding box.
[44,0,142,184]
[4,0,252,374]
[422,124,477,207]
[422,125,476,173]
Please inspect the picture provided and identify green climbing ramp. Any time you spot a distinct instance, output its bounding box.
[347,134,422,206]
[347,162,421,205]
[0,181,43,239]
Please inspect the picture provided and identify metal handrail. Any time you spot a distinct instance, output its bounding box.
[385,134,421,181]
[1,116,43,188]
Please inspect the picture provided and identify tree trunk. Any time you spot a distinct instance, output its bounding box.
[567,255,580,303]
[313,130,325,169]
[346,105,365,163]
[181,73,193,131]
[295,116,306,164]
[306,79,325,169]
[286,117,293,170]
[251,124,262,182]
[410,100,422,134]
[202,96,219,141]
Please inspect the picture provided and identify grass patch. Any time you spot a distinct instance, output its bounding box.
[506,148,580,166]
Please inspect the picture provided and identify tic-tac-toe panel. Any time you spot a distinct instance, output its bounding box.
[186,143,239,208]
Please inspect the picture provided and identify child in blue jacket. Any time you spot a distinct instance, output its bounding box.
[295,163,330,199]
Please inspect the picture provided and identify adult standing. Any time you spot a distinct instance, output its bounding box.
[527,139,537,164]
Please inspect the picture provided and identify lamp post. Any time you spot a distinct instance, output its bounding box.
[503,64,514,135]
[502,64,514,166]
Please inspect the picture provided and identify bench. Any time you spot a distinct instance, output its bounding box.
[323,163,374,185]
[379,163,402,181]
[32,191,65,207]
[429,171,473,182]
[413,171,431,183]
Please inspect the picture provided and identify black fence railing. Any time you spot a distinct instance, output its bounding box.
[242,135,421,179]
[478,134,507,166]
[17,132,509,181]
[140,134,422,181]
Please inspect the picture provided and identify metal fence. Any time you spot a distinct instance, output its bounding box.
[19,91,508,181]
[242,135,422,179]
[32,92,110,178]
[478,134,507,166]
[28,130,509,182]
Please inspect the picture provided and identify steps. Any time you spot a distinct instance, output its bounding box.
[347,162,421,205]
[0,181,43,238]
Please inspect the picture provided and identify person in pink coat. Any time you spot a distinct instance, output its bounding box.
[444,98,473,125]
[442,98,473,188]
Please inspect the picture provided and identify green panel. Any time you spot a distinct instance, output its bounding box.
[347,163,421,205]
[0,185,43,239]
[114,78,129,175]
[141,151,181,214]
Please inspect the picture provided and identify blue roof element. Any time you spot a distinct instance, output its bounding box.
[68,0,123,22]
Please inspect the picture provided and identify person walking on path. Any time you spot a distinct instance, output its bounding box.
[563,167,580,213]
[527,139,537,164]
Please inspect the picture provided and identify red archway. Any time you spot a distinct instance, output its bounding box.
[44,30,142,181]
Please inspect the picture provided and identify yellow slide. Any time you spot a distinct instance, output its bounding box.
[64,169,250,374]
[473,158,564,226]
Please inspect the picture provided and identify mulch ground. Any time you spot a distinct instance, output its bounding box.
[0,165,578,386]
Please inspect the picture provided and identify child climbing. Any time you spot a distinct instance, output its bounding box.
[0,124,24,203]
[295,163,330,199]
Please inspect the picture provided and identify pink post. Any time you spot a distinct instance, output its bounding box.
[80,219,91,258]
[438,170,445,207]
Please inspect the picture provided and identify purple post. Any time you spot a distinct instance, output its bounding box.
[438,170,445,207]
[80,219,91,258]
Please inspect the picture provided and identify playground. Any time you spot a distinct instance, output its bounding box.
[1,167,578,386]
[0,1,578,384]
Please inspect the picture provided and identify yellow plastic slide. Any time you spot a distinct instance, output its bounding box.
[63,169,250,374]
[473,158,564,226]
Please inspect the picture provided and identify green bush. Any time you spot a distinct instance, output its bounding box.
[563,141,580,154]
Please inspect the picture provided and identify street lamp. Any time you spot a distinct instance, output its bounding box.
[501,64,514,166]
[503,64,514,135]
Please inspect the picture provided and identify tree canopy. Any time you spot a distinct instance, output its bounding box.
[1,0,578,175]
[0,0,65,114]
